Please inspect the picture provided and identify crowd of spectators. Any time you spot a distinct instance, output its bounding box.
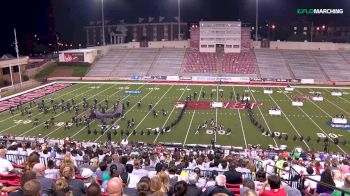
[0,139,349,196]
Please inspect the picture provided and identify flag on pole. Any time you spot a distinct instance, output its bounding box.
[174,17,180,22]
[148,17,154,23]
[139,17,144,23]
[14,28,22,85]
[159,16,165,22]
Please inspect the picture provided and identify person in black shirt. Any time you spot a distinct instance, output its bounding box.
[223,162,242,184]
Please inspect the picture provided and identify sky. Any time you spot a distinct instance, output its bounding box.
[0,0,349,55]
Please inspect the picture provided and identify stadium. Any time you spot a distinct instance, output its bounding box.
[0,0,349,196]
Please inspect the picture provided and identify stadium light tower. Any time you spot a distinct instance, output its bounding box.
[255,0,259,41]
[178,0,181,40]
[100,0,106,46]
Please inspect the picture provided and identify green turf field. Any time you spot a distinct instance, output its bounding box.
[1,82,350,153]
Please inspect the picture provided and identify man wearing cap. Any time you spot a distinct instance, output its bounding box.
[81,168,95,188]
[32,163,53,195]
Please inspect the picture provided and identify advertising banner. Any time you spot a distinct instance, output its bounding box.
[63,53,84,62]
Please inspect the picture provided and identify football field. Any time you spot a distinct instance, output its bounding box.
[0,81,350,153]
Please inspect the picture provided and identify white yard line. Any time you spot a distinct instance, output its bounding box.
[17,84,114,136]
[248,87,278,147]
[322,89,350,115]
[183,86,203,146]
[281,88,347,153]
[0,84,95,134]
[125,85,174,140]
[153,85,189,143]
[43,84,132,138]
[0,84,87,123]
[93,84,160,142]
[266,89,310,150]
[232,86,248,149]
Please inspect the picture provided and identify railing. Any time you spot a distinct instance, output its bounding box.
[265,164,303,190]
[301,176,350,196]
[5,154,84,167]
[183,168,253,180]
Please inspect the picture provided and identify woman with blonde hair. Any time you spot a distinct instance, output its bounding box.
[61,166,86,195]
[158,171,170,193]
[150,175,162,193]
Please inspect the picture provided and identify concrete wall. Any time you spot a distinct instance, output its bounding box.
[252,41,350,51]
[148,40,189,48]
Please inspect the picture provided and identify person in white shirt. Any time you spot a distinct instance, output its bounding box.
[123,164,140,188]
[44,159,60,179]
[0,149,16,175]
[132,159,148,179]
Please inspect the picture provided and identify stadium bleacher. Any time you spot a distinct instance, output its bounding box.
[279,50,330,82]
[254,49,294,79]
[310,50,350,81]
[146,48,186,76]
[221,51,257,76]
[182,49,217,74]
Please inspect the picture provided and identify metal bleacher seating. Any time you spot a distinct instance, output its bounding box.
[146,48,186,76]
[279,50,329,82]
[255,49,293,79]
[309,50,350,81]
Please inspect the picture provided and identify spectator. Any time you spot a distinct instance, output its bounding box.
[259,175,286,196]
[61,166,86,195]
[304,167,320,193]
[137,176,151,196]
[52,178,70,196]
[331,176,350,196]
[150,175,162,194]
[333,170,345,188]
[158,171,170,193]
[22,179,41,196]
[32,163,54,195]
[81,168,95,188]
[106,177,123,196]
[25,152,40,171]
[102,164,120,190]
[224,162,242,184]
[78,155,96,173]
[0,148,16,175]
[173,181,188,196]
[244,189,258,196]
[132,159,148,179]
[241,179,256,196]
[119,164,139,189]
[44,159,60,179]
[110,154,125,174]
[254,170,267,193]
[87,181,102,196]
[95,161,108,180]
[317,169,336,194]
[9,171,36,196]
[202,175,234,196]
[186,173,202,196]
